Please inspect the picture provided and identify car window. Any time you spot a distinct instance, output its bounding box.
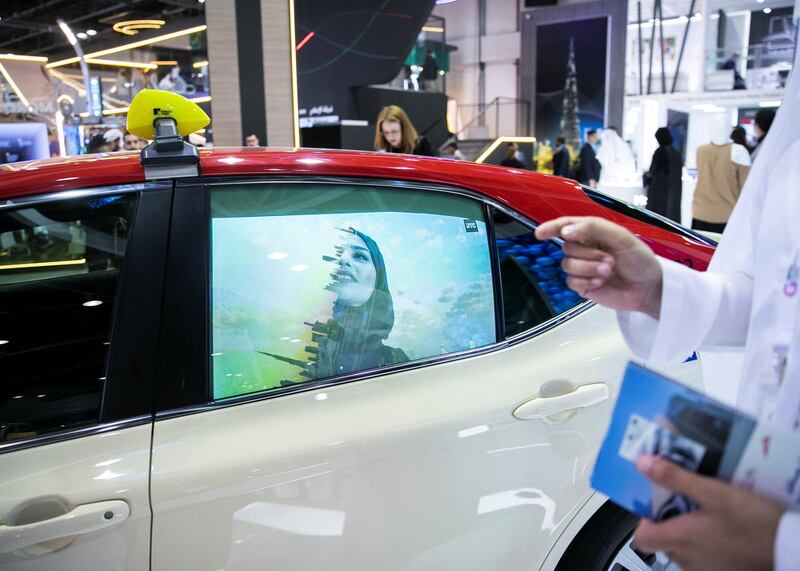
[0,194,137,443]
[210,183,496,400]
[492,208,584,337]
[583,188,717,246]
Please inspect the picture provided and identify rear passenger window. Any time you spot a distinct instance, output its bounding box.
[493,209,583,337]
[0,194,136,442]
[210,183,496,399]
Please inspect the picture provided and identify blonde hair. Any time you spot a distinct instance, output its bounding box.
[374,105,418,154]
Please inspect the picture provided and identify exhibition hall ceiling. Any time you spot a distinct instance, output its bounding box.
[0,0,203,55]
[630,0,794,21]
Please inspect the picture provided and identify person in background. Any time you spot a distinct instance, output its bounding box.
[123,131,147,151]
[730,126,750,151]
[103,128,124,152]
[85,134,114,154]
[721,52,747,90]
[245,133,260,147]
[500,142,526,169]
[47,127,59,157]
[750,108,776,161]
[421,49,439,91]
[643,127,683,223]
[692,117,750,233]
[445,142,465,160]
[577,130,601,188]
[552,136,571,177]
[374,105,435,156]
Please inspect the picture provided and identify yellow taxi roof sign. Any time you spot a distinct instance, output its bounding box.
[127,89,210,140]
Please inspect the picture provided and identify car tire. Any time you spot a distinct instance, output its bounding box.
[555,502,673,571]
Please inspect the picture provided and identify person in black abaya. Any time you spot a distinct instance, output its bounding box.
[644,127,683,223]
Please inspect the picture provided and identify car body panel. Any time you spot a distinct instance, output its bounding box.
[149,304,700,570]
[0,424,152,570]
[150,306,625,570]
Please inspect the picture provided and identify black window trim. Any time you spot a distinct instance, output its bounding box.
[582,186,718,247]
[0,182,171,456]
[154,176,593,420]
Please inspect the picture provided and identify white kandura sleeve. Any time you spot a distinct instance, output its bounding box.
[616,257,753,365]
[775,511,800,571]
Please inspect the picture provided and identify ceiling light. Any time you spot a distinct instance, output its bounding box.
[47,25,207,68]
[112,19,166,36]
[57,20,78,46]
[76,32,88,40]
[86,29,97,36]
[150,60,178,66]
[421,26,445,33]
[0,53,48,62]
[192,60,209,68]
[0,340,8,345]
[756,0,765,3]
[82,300,103,307]
[85,58,157,70]
[763,7,772,13]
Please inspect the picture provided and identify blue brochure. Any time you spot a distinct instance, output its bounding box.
[592,362,800,521]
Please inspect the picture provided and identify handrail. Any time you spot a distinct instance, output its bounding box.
[439,96,530,153]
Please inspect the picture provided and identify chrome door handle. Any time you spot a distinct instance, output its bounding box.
[513,382,609,421]
[0,500,130,554]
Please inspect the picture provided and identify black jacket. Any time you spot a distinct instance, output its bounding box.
[389,136,436,157]
[577,143,601,184]
[552,146,571,177]
[644,144,683,222]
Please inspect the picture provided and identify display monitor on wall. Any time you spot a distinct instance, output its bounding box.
[534,17,609,152]
[0,123,49,164]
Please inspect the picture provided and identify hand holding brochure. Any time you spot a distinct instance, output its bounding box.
[591,362,800,521]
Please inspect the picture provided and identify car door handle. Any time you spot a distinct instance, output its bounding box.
[0,499,130,554]
[513,382,609,421]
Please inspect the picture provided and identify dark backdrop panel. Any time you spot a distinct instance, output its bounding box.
[353,87,449,150]
[296,0,435,121]
[521,0,627,143]
[747,7,795,69]
[534,17,608,147]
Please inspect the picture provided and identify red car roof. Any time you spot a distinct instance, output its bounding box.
[0,147,714,269]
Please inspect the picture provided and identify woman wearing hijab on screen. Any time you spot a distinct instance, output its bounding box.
[643,127,683,223]
[318,227,409,375]
[261,227,408,383]
[374,105,436,156]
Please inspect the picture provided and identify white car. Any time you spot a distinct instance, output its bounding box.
[0,146,715,570]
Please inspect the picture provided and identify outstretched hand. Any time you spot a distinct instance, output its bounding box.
[535,216,663,318]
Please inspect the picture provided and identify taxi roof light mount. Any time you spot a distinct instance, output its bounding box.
[126,89,210,180]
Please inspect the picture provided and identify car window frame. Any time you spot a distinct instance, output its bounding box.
[0,182,171,455]
[154,176,593,420]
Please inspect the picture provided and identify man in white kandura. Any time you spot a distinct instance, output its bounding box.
[535,40,800,571]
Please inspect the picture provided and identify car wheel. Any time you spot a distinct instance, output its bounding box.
[555,502,678,571]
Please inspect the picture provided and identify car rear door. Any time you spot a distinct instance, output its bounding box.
[0,184,170,570]
[148,177,648,570]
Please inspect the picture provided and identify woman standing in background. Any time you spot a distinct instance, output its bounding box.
[644,127,683,223]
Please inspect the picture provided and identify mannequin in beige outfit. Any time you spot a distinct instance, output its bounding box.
[692,116,751,233]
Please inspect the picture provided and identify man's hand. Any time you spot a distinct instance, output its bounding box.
[535,216,663,318]
[634,455,784,571]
